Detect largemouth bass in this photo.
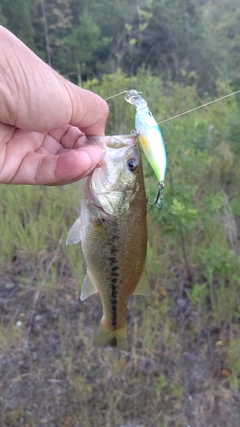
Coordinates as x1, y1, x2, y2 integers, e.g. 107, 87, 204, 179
66, 134, 150, 351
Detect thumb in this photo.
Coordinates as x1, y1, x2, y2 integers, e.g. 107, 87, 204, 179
63, 82, 109, 136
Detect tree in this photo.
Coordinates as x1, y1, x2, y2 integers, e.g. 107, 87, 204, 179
121, 0, 207, 83
202, 0, 240, 89
63, 11, 111, 83
72, 0, 150, 76
0, 4, 7, 26
32, 0, 72, 67
0, 0, 36, 50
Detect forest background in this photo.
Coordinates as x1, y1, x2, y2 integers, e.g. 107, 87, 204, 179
1, 0, 240, 92
0, 0, 240, 426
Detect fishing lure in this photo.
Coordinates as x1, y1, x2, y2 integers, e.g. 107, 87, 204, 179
125, 90, 167, 208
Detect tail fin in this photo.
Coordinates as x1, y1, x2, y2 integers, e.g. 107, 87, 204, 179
93, 325, 128, 351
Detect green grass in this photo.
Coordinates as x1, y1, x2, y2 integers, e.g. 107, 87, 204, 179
1, 72, 240, 425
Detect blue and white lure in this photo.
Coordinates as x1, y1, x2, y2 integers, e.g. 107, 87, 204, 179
125, 90, 167, 208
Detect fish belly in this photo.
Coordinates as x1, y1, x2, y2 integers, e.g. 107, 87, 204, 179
81, 195, 147, 350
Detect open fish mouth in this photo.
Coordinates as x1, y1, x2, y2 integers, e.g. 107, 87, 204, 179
105, 134, 138, 148
85, 134, 138, 151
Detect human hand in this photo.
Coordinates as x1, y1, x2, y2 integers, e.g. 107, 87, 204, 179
0, 26, 109, 185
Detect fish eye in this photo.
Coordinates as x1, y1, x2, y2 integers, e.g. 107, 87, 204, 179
127, 158, 138, 172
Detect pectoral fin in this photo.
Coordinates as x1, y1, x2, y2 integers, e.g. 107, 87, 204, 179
66, 217, 82, 245
80, 272, 98, 301
134, 270, 151, 296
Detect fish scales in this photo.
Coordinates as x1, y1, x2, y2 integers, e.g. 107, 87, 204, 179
66, 134, 150, 351
81, 149, 147, 345
82, 191, 147, 331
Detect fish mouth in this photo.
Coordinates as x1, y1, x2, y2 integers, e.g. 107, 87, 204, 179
84, 134, 140, 218
97, 137, 139, 170
85, 134, 138, 151
106, 134, 138, 148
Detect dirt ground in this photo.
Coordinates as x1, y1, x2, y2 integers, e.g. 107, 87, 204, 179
0, 270, 240, 427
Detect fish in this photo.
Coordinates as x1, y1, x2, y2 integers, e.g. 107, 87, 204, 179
66, 134, 150, 351
125, 89, 167, 186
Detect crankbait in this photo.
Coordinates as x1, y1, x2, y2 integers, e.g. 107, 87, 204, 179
125, 89, 167, 208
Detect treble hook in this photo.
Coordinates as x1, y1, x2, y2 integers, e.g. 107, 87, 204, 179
147, 181, 165, 209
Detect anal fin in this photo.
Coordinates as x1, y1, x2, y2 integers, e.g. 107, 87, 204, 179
133, 270, 151, 296
80, 272, 98, 301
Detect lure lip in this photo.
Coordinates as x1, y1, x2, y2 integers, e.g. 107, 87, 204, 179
124, 89, 141, 104
124, 90, 147, 110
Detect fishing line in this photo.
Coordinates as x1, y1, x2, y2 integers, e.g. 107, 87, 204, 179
105, 87, 240, 209
105, 90, 142, 101
105, 88, 240, 123
105, 90, 128, 100
158, 89, 240, 124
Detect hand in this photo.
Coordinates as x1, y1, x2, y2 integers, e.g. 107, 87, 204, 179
0, 26, 109, 185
